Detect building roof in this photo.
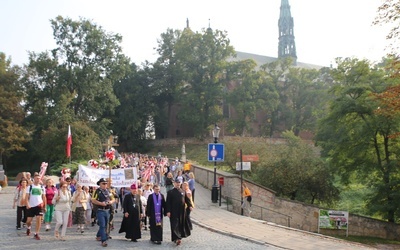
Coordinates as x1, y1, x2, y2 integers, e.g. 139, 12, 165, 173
232, 51, 324, 70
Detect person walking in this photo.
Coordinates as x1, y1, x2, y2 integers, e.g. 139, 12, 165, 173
146, 184, 166, 245
241, 182, 252, 216
138, 189, 147, 231
165, 172, 174, 193
44, 178, 57, 231
188, 172, 196, 202
142, 183, 153, 231
53, 181, 72, 241
182, 181, 194, 230
165, 178, 193, 246
72, 184, 88, 233
83, 186, 92, 229
25, 172, 47, 240
119, 183, 142, 242
13, 178, 28, 230
92, 178, 115, 247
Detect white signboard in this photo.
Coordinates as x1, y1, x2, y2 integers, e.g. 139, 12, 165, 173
78, 165, 137, 187
236, 162, 251, 171
318, 209, 349, 237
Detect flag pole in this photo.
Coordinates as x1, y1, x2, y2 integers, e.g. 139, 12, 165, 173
67, 125, 72, 163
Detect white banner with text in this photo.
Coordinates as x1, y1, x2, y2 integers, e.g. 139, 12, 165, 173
78, 165, 137, 187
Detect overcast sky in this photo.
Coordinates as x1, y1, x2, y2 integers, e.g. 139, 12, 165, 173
0, 0, 391, 68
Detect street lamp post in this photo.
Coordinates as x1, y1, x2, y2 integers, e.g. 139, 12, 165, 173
211, 124, 220, 203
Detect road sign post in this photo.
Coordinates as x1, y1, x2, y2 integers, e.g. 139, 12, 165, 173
208, 143, 224, 203
208, 143, 225, 162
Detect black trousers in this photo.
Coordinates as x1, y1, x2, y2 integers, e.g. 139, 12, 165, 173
16, 206, 27, 228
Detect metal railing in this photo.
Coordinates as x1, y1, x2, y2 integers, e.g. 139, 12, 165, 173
224, 196, 292, 228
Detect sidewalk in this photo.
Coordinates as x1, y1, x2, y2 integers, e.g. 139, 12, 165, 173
190, 183, 376, 250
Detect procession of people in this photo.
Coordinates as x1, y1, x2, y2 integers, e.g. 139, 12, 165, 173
12, 153, 196, 247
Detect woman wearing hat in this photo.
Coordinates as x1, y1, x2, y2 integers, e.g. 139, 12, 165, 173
118, 183, 142, 242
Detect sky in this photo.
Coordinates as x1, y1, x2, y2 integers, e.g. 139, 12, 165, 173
0, 0, 392, 68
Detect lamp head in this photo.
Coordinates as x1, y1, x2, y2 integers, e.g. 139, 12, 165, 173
212, 124, 220, 139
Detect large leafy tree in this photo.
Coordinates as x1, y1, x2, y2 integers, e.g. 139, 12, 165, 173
151, 28, 185, 138
226, 59, 279, 136
113, 63, 156, 152
316, 58, 400, 222
18, 16, 129, 165
259, 59, 292, 137
0, 53, 30, 169
49, 15, 129, 120
259, 58, 330, 137
175, 27, 235, 138
283, 67, 330, 136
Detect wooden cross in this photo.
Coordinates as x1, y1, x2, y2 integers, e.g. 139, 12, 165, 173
102, 135, 119, 186
103, 135, 119, 150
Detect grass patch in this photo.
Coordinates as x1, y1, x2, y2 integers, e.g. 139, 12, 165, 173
334, 235, 400, 247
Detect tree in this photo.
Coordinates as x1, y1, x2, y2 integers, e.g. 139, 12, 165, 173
50, 16, 129, 120
253, 131, 338, 204
259, 58, 292, 137
151, 28, 185, 138
374, 0, 400, 52
315, 57, 400, 222
175, 27, 236, 138
226, 59, 279, 136
112, 63, 156, 152
259, 58, 330, 137
17, 16, 130, 166
0, 53, 30, 169
283, 66, 330, 136
373, 2, 400, 130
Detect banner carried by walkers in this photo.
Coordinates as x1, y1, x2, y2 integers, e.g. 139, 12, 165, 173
78, 165, 137, 187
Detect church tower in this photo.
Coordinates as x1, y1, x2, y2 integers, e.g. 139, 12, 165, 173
278, 0, 297, 65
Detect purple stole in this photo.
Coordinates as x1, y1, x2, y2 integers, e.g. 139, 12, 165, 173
153, 193, 162, 225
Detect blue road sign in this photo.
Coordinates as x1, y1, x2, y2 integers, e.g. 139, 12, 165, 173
208, 143, 225, 162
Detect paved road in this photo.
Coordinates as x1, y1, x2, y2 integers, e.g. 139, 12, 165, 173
0, 186, 277, 250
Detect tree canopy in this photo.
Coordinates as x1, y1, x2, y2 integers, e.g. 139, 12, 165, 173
316, 58, 400, 222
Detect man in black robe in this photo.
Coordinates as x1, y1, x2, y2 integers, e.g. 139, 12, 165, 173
146, 184, 166, 244
165, 178, 193, 245
119, 183, 142, 242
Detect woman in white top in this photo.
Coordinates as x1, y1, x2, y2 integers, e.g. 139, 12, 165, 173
53, 181, 72, 241
13, 178, 28, 229
138, 189, 148, 230
83, 186, 92, 229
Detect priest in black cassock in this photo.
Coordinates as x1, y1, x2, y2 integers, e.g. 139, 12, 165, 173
165, 178, 193, 246
119, 183, 142, 242
146, 184, 166, 244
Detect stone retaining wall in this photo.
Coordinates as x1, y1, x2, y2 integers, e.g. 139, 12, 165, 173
191, 163, 400, 240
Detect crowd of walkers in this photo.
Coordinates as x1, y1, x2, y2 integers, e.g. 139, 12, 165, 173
12, 153, 196, 247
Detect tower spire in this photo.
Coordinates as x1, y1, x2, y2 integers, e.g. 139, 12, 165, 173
278, 0, 297, 65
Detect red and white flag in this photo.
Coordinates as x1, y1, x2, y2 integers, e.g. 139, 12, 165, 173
66, 125, 72, 158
